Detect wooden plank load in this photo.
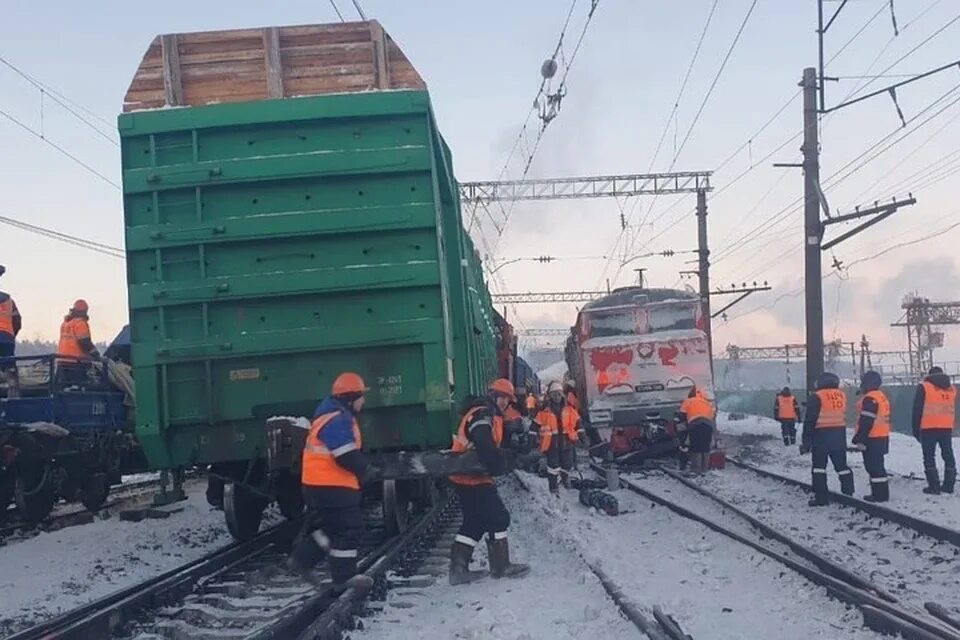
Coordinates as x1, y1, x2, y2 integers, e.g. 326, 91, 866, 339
123, 21, 426, 112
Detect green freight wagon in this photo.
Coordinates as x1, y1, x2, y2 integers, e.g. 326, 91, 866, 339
120, 21, 502, 539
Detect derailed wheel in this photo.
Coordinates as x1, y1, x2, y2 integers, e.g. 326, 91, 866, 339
79, 473, 109, 511
382, 479, 412, 536
14, 465, 56, 523
224, 482, 267, 542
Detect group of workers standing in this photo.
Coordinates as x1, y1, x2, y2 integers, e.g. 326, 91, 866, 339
774, 367, 956, 506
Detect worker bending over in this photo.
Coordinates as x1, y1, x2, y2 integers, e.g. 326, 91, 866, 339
288, 372, 375, 591
801, 372, 854, 506
448, 378, 530, 585
852, 371, 891, 503
0, 265, 22, 398
774, 387, 800, 446
912, 366, 956, 495
676, 386, 715, 474
535, 381, 585, 494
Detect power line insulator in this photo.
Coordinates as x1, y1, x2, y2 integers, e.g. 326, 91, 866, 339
541, 58, 558, 79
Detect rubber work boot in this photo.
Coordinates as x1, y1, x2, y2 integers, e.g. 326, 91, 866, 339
329, 554, 374, 592
487, 537, 530, 579
809, 470, 829, 507
286, 556, 327, 589
547, 472, 560, 495
839, 469, 855, 496
448, 540, 487, 586
923, 467, 941, 495
863, 479, 889, 503
942, 466, 956, 494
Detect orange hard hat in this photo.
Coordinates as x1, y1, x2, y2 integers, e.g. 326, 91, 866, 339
72, 299, 89, 312
332, 372, 369, 396
487, 378, 516, 402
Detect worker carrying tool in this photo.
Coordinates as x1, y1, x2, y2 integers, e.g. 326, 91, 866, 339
0, 265, 22, 398
288, 372, 376, 592
448, 378, 531, 585
535, 380, 586, 494
852, 371, 891, 503
774, 387, 800, 446
56, 299, 101, 388
676, 386, 715, 474
801, 372, 854, 506
911, 366, 956, 495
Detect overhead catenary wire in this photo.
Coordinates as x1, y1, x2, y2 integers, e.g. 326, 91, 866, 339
350, 0, 367, 21
328, 0, 346, 22
0, 214, 124, 258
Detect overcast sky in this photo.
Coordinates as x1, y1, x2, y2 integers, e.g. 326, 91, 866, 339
1, 0, 958, 366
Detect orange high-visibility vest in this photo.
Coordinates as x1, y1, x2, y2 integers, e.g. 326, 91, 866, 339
680, 395, 715, 423
301, 411, 363, 489
0, 298, 14, 337
449, 407, 504, 486
777, 395, 798, 420
815, 389, 846, 429
920, 381, 956, 431
535, 406, 580, 453
525, 395, 538, 411
58, 317, 91, 360
857, 390, 891, 439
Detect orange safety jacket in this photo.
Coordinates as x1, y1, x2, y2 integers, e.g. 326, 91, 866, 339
0, 298, 15, 337
777, 395, 798, 420
535, 406, 580, 453
525, 395, 538, 412
856, 390, 891, 439
815, 389, 846, 429
302, 411, 363, 489
58, 317, 91, 360
680, 395, 715, 423
449, 406, 503, 486
920, 381, 956, 430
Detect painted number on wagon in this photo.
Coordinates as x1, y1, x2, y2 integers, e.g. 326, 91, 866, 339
378, 375, 403, 396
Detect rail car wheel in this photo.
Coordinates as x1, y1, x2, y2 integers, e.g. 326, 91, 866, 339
224, 482, 266, 542
382, 479, 413, 536
79, 473, 109, 511
14, 465, 56, 523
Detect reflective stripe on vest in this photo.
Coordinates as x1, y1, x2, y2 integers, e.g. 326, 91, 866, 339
535, 406, 579, 453
777, 395, 797, 420
449, 406, 503, 486
920, 381, 956, 430
815, 389, 846, 428
0, 299, 13, 336
302, 411, 362, 489
857, 390, 891, 439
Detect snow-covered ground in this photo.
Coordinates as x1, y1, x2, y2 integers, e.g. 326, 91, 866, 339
359, 474, 885, 640
720, 412, 960, 531
0, 479, 240, 636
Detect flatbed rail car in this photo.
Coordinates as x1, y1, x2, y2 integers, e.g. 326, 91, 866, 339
121, 21, 506, 540
0, 355, 142, 521
565, 287, 715, 461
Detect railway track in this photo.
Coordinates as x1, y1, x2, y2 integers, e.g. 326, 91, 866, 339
7, 492, 456, 640
599, 462, 960, 640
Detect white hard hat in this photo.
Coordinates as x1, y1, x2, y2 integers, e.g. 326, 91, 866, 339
547, 381, 564, 394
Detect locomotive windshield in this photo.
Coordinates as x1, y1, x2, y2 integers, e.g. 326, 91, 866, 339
584, 300, 698, 339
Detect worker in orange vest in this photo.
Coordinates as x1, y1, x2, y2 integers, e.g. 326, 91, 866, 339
0, 265, 22, 398
535, 381, 586, 494
448, 378, 530, 585
524, 391, 539, 416
773, 387, 800, 446
56, 299, 100, 388
564, 379, 581, 411
801, 372, 854, 506
288, 372, 375, 591
676, 386, 715, 473
852, 371, 891, 502
911, 366, 956, 495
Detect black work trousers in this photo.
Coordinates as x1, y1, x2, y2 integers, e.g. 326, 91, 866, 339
921, 430, 956, 472
290, 487, 364, 584
778, 420, 797, 445
454, 483, 510, 544
862, 439, 888, 481
811, 428, 854, 496
545, 440, 576, 491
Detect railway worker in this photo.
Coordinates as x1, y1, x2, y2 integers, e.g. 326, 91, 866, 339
911, 366, 957, 495
774, 387, 800, 446
56, 299, 101, 387
852, 370, 891, 502
0, 265, 22, 398
676, 386, 715, 473
800, 372, 854, 506
448, 378, 530, 585
288, 372, 375, 591
535, 381, 586, 494
524, 391, 539, 417
564, 379, 581, 412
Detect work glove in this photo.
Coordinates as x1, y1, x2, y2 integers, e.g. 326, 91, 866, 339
851, 442, 866, 452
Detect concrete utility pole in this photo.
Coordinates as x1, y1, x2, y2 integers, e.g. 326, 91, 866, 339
802, 67, 824, 394
696, 189, 712, 357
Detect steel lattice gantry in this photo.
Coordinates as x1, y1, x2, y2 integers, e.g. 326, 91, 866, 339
726, 340, 852, 363
459, 172, 712, 203
891, 297, 960, 378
